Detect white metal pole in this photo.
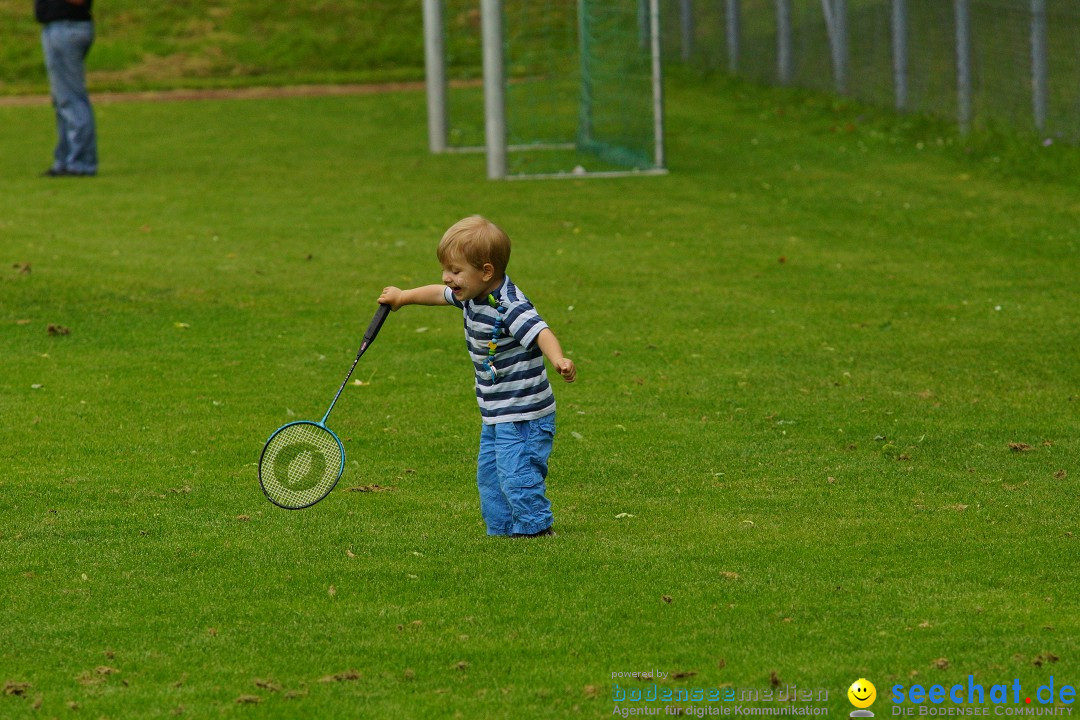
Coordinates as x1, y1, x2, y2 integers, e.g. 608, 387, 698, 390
423, 0, 448, 153
833, 0, 848, 94
822, 0, 847, 94
726, 0, 741, 74
776, 0, 793, 85
481, 0, 507, 179
680, 0, 694, 63
955, 0, 972, 133
651, 0, 665, 169
1030, 0, 1048, 132
892, 0, 908, 111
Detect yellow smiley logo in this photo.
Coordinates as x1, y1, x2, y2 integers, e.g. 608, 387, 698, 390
848, 678, 877, 708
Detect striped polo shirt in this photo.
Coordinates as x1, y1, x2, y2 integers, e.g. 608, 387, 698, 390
444, 276, 555, 424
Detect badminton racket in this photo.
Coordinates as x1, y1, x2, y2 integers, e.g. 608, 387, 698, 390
258, 303, 391, 509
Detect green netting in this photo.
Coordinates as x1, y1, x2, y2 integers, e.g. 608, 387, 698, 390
437, 0, 664, 176
444, 0, 487, 150
576, 2, 661, 169
503, 0, 663, 176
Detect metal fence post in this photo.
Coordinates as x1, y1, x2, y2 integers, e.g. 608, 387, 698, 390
776, 0, 793, 85
822, 0, 848, 94
423, 0, 448, 153
651, 0, 666, 169
481, 0, 507, 179
891, 0, 908, 111
726, 0, 741, 74
1030, 0, 1048, 132
955, 0, 972, 133
680, 0, 695, 63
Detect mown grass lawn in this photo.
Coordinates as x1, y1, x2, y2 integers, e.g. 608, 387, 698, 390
0, 74, 1077, 718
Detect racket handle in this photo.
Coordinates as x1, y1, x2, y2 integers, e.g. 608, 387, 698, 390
362, 303, 392, 346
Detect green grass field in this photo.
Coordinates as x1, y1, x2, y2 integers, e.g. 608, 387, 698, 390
1, 72, 1078, 718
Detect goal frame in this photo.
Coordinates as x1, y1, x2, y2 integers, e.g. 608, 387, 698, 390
424, 0, 668, 180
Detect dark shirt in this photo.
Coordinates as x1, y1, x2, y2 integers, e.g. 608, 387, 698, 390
35, 0, 92, 23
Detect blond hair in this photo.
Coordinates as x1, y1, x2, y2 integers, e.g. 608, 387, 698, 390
436, 215, 511, 275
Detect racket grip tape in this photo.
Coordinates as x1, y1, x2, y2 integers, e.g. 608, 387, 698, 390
362, 303, 392, 346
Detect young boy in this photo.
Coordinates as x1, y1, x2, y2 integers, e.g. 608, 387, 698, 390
378, 216, 576, 537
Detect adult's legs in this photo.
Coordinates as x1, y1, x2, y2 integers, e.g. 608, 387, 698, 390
42, 21, 97, 175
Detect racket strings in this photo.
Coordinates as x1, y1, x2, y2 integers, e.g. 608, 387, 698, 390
260, 422, 343, 508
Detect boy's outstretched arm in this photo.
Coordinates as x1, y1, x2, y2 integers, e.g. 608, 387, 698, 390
379, 285, 448, 311
536, 328, 576, 383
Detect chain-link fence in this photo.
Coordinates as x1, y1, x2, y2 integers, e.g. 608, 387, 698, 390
662, 0, 1080, 141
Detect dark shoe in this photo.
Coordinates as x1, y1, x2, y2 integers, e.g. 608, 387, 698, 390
512, 527, 556, 538
43, 168, 96, 177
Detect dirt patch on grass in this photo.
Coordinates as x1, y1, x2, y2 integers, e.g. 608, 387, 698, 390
0, 81, 431, 107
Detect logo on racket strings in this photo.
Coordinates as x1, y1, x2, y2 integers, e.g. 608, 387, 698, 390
273, 443, 327, 491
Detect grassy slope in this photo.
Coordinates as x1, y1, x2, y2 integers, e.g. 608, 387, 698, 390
0, 63, 1077, 720
0, 0, 436, 94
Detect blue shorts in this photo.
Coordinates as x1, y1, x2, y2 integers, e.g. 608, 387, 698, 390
476, 413, 556, 536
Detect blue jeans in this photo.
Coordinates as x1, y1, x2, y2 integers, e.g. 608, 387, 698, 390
42, 20, 97, 174
477, 413, 556, 536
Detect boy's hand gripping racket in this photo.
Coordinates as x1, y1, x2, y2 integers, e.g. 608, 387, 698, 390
259, 304, 391, 509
